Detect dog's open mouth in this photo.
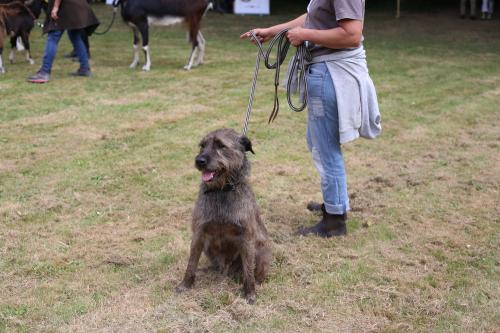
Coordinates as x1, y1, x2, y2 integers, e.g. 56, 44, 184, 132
202, 170, 217, 182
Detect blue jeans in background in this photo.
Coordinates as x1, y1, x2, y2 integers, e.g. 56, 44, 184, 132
41, 29, 90, 74
306, 62, 350, 215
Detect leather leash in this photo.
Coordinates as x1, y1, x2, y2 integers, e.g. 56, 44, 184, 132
242, 29, 311, 136
93, 1, 119, 36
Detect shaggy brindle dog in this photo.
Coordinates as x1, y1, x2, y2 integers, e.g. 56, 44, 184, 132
175, 128, 272, 304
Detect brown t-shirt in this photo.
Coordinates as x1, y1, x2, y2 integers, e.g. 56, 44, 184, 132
304, 0, 365, 57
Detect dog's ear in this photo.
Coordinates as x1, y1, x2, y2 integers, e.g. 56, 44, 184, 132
240, 136, 255, 154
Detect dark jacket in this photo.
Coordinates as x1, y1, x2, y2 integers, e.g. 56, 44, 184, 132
43, 0, 99, 34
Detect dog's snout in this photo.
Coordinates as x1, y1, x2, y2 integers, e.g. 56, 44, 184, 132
195, 155, 208, 168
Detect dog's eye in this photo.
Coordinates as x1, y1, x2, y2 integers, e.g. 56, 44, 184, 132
214, 140, 226, 149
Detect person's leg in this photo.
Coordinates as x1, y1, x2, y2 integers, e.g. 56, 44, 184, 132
28, 29, 63, 82
470, 0, 477, 17
67, 29, 90, 73
482, 0, 489, 12
460, 0, 467, 17
66, 32, 89, 59
82, 32, 90, 58
299, 62, 348, 237
306, 64, 349, 215
40, 30, 64, 74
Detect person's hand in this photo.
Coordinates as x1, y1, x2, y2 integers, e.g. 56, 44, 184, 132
51, 6, 59, 20
240, 28, 274, 44
286, 27, 307, 47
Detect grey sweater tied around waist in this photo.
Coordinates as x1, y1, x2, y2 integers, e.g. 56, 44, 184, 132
286, 45, 382, 144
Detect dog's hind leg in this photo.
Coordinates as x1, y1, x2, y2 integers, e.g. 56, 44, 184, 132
254, 243, 272, 284
129, 24, 140, 69
240, 240, 257, 304
176, 230, 204, 293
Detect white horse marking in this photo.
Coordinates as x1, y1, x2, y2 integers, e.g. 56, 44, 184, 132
142, 45, 151, 71
147, 15, 183, 27
130, 44, 140, 68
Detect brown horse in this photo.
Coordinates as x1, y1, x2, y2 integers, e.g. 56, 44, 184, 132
115, 0, 211, 71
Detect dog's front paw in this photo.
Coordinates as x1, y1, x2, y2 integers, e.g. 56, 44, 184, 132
245, 293, 256, 305
175, 282, 190, 294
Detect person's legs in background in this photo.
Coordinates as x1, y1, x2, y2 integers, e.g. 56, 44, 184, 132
67, 29, 91, 76
461, 0, 467, 18
487, 0, 494, 19
27, 29, 64, 83
461, 0, 478, 18
66, 31, 90, 59
82, 32, 90, 58
470, 0, 478, 18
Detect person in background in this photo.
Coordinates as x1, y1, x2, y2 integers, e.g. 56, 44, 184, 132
27, 0, 99, 83
481, 0, 494, 19
461, 0, 477, 19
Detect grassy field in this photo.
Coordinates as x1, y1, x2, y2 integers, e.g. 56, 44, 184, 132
1, 5, 499, 333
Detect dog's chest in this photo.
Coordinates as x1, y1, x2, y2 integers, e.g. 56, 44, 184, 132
196, 191, 248, 225
202, 222, 243, 239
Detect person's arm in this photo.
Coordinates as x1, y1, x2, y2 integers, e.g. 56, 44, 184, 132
286, 19, 363, 48
51, 0, 62, 20
240, 14, 307, 43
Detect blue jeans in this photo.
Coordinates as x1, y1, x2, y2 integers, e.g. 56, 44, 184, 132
41, 29, 90, 74
306, 62, 350, 215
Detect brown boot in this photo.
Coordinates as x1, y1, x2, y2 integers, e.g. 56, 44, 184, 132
299, 205, 347, 238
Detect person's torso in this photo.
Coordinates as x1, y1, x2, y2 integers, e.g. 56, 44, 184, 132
44, 0, 99, 33
304, 0, 365, 57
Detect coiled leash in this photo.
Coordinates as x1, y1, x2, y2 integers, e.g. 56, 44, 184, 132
242, 29, 311, 136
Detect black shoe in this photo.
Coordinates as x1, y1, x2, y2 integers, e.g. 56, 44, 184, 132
460, 15, 466, 19
470, 15, 477, 20
70, 68, 92, 77
298, 206, 347, 238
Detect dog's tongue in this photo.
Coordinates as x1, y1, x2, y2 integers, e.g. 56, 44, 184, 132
202, 171, 215, 182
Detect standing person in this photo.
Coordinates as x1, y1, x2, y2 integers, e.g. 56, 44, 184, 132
461, 0, 477, 19
27, 0, 99, 83
481, 0, 494, 19
241, 0, 381, 238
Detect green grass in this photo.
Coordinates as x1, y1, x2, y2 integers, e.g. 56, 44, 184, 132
0, 4, 499, 333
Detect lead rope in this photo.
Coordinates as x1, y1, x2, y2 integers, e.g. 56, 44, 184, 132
93, 2, 119, 36
242, 29, 311, 136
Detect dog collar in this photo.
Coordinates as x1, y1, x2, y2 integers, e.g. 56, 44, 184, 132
204, 183, 236, 194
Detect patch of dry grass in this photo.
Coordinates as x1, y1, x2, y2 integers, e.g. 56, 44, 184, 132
1, 5, 499, 333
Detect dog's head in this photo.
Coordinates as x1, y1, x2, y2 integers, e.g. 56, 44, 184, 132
195, 128, 254, 188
